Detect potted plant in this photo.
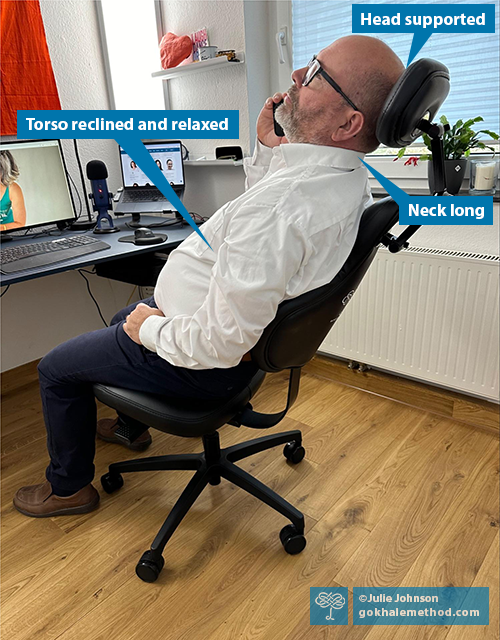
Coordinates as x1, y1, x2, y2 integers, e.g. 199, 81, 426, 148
397, 116, 498, 195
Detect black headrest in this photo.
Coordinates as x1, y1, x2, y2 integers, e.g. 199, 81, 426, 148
251, 197, 399, 372
376, 58, 450, 148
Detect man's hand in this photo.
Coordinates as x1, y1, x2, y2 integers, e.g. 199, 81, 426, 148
123, 303, 165, 345
256, 93, 289, 149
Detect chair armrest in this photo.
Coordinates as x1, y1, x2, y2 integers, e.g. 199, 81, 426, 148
229, 367, 302, 429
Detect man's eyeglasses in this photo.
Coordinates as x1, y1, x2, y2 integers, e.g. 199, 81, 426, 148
302, 55, 360, 113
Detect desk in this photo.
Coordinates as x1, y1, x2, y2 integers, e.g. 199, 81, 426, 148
1, 216, 194, 287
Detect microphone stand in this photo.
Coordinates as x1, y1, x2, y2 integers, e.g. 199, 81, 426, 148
92, 189, 119, 234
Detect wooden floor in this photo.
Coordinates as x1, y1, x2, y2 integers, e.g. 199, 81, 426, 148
1, 362, 499, 640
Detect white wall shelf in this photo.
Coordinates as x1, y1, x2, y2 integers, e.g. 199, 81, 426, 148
152, 52, 245, 81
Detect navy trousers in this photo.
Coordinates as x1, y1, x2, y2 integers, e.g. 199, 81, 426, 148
38, 297, 259, 494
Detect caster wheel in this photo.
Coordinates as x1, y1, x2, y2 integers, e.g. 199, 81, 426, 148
208, 475, 221, 486
280, 525, 306, 555
283, 442, 305, 464
100, 472, 124, 494
136, 550, 165, 583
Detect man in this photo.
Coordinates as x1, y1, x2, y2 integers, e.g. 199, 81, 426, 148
13, 36, 404, 517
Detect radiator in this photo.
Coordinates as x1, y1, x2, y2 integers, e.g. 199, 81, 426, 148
320, 246, 500, 402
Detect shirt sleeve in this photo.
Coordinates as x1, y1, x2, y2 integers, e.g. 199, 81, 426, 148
139, 207, 309, 369
242, 139, 274, 191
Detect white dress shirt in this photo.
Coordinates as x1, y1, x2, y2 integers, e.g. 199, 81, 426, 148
139, 141, 372, 369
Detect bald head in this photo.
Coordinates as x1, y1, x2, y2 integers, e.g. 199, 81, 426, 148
279, 36, 404, 151
319, 36, 404, 151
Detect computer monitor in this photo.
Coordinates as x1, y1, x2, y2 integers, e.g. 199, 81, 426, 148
0, 139, 76, 234
118, 140, 185, 190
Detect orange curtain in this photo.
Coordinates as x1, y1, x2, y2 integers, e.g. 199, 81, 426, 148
0, 0, 61, 135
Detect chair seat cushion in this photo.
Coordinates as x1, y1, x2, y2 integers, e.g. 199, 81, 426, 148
93, 370, 266, 437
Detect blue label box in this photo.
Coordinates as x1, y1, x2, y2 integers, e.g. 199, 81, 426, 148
352, 4, 495, 34
17, 110, 239, 140
398, 196, 493, 225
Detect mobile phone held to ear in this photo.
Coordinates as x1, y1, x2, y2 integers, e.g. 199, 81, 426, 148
273, 100, 285, 138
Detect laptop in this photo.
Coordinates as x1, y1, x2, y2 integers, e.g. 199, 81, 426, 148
114, 140, 185, 214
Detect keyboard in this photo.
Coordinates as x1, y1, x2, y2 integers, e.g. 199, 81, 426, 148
122, 190, 168, 203
1, 235, 111, 274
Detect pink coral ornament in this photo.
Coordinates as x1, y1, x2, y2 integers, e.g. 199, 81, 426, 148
160, 32, 192, 69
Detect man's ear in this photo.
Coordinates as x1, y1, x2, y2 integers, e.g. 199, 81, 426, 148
331, 111, 364, 144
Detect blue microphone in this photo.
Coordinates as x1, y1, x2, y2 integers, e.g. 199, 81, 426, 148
87, 160, 118, 234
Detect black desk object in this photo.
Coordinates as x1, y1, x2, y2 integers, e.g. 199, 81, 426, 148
0, 217, 193, 287
0, 236, 111, 274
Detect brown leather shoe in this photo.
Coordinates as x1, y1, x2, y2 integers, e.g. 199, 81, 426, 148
97, 416, 152, 451
13, 480, 100, 518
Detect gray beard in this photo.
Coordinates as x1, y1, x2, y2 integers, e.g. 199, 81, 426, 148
275, 98, 333, 145
274, 101, 308, 143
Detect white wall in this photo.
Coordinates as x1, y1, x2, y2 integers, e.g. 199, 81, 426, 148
160, 0, 250, 157
0, 272, 136, 373
39, 0, 122, 197
183, 165, 246, 217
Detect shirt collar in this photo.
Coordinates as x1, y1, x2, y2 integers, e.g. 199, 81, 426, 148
274, 143, 365, 170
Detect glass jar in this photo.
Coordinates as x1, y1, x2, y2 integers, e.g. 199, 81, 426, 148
469, 159, 498, 195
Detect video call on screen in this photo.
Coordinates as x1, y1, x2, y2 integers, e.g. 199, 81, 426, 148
120, 143, 184, 188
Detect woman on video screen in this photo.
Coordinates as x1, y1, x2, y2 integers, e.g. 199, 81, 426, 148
0, 150, 27, 231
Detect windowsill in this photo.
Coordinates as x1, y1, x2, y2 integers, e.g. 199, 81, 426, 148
372, 188, 500, 202
365, 155, 499, 201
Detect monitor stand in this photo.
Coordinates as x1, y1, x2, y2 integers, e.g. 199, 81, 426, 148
128, 213, 146, 229
127, 212, 182, 229
69, 218, 96, 231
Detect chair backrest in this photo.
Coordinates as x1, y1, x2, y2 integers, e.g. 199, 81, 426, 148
251, 197, 399, 372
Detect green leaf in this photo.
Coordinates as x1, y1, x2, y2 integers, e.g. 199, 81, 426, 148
420, 154, 431, 161
421, 133, 432, 151
430, 116, 499, 160
397, 148, 406, 158
462, 118, 475, 129
480, 130, 499, 140
462, 130, 476, 139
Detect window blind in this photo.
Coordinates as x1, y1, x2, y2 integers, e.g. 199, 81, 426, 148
292, 0, 499, 136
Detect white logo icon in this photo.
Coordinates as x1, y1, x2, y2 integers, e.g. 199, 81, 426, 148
315, 592, 346, 620
454, 165, 462, 172
342, 290, 355, 306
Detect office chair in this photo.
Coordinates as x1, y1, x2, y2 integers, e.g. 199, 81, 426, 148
94, 58, 450, 582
